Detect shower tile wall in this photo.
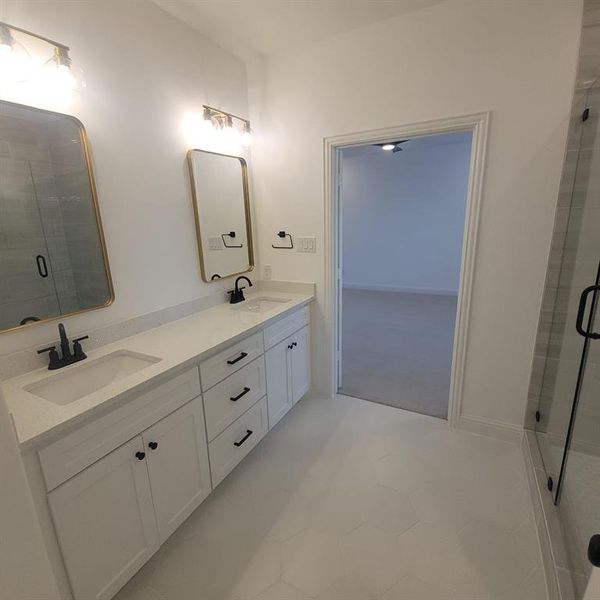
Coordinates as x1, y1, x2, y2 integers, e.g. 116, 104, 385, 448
527, 2, 600, 457
0, 119, 63, 327
526, 3, 600, 597
0, 115, 107, 329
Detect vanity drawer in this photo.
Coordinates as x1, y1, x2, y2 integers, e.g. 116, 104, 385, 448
200, 332, 264, 391
204, 357, 266, 441
38, 368, 201, 491
263, 305, 310, 350
208, 396, 268, 487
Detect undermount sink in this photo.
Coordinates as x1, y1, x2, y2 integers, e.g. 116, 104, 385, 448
25, 350, 162, 405
239, 297, 291, 313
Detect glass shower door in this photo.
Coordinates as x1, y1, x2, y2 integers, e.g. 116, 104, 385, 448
534, 80, 600, 598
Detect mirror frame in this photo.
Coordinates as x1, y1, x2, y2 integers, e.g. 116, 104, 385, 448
0, 99, 115, 334
187, 149, 255, 283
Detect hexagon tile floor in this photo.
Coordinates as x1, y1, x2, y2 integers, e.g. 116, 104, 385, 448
114, 395, 546, 600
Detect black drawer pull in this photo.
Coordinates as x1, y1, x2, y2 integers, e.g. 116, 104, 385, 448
234, 429, 253, 447
230, 386, 250, 402
227, 352, 248, 365
135, 451, 146, 461
148, 441, 158, 450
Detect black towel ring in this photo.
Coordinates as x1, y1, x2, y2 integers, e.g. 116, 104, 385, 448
221, 232, 243, 248
272, 230, 293, 249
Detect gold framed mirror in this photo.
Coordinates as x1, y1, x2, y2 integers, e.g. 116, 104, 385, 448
187, 149, 254, 282
0, 100, 114, 333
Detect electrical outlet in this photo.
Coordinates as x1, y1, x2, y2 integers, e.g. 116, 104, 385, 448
263, 264, 272, 280
296, 237, 316, 253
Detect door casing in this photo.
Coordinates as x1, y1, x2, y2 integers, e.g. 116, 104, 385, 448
324, 112, 490, 428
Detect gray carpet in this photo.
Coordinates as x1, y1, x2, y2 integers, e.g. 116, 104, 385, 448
340, 288, 457, 419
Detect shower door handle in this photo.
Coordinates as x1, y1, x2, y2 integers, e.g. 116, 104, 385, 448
576, 285, 600, 339
589, 534, 600, 567
36, 254, 49, 278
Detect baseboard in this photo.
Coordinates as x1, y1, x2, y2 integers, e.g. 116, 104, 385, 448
457, 414, 524, 443
521, 431, 566, 600
342, 282, 458, 296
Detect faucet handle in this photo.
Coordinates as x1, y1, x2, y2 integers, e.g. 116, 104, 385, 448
37, 345, 55, 354
37, 346, 61, 370
72, 336, 89, 360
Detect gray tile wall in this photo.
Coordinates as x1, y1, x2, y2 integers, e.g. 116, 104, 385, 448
526, 4, 600, 438
0, 111, 111, 330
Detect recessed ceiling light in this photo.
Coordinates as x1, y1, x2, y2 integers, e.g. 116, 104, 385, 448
382, 143, 395, 151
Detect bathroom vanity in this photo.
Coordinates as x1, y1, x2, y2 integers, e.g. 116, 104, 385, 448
4, 292, 312, 600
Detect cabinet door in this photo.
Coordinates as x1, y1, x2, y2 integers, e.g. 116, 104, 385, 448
265, 337, 293, 429
142, 398, 211, 544
290, 325, 311, 405
48, 436, 159, 600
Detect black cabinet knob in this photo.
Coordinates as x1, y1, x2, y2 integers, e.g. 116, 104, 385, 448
148, 441, 158, 450
135, 451, 146, 460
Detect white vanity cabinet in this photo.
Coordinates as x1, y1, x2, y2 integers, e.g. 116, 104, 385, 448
142, 399, 211, 543
47, 397, 210, 600
265, 318, 311, 428
30, 302, 312, 600
47, 436, 160, 600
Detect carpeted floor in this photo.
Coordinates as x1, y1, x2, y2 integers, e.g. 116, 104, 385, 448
340, 288, 457, 419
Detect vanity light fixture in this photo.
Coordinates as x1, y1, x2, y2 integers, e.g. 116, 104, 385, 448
202, 104, 252, 147
381, 143, 395, 151
0, 22, 31, 82
0, 20, 82, 90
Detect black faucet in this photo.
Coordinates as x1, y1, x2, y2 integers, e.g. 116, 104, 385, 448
228, 276, 253, 304
37, 323, 89, 370
58, 323, 72, 362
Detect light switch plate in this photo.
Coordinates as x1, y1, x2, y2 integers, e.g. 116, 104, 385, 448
208, 236, 224, 250
296, 237, 316, 253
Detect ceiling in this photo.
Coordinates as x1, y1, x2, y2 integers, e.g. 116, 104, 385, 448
153, 0, 447, 58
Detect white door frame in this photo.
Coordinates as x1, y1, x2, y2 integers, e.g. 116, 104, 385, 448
323, 112, 490, 427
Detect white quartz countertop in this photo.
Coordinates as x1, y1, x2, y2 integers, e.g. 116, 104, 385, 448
3, 291, 313, 450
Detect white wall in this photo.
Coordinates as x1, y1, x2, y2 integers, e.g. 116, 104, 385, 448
250, 0, 583, 429
0, 0, 251, 358
341, 133, 471, 294
0, 388, 60, 600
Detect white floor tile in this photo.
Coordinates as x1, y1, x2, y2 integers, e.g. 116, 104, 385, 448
340, 523, 406, 595
281, 529, 343, 596
114, 396, 544, 600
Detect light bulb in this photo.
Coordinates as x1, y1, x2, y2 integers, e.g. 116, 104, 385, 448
382, 143, 395, 151
241, 121, 252, 147
221, 115, 240, 147
0, 25, 31, 84
43, 47, 85, 92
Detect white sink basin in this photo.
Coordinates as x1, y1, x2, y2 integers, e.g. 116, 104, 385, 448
25, 350, 162, 405
239, 297, 291, 313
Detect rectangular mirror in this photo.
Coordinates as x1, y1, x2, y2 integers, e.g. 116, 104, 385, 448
0, 100, 113, 333
187, 149, 254, 282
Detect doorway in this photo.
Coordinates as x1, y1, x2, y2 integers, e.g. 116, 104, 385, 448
325, 114, 489, 424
